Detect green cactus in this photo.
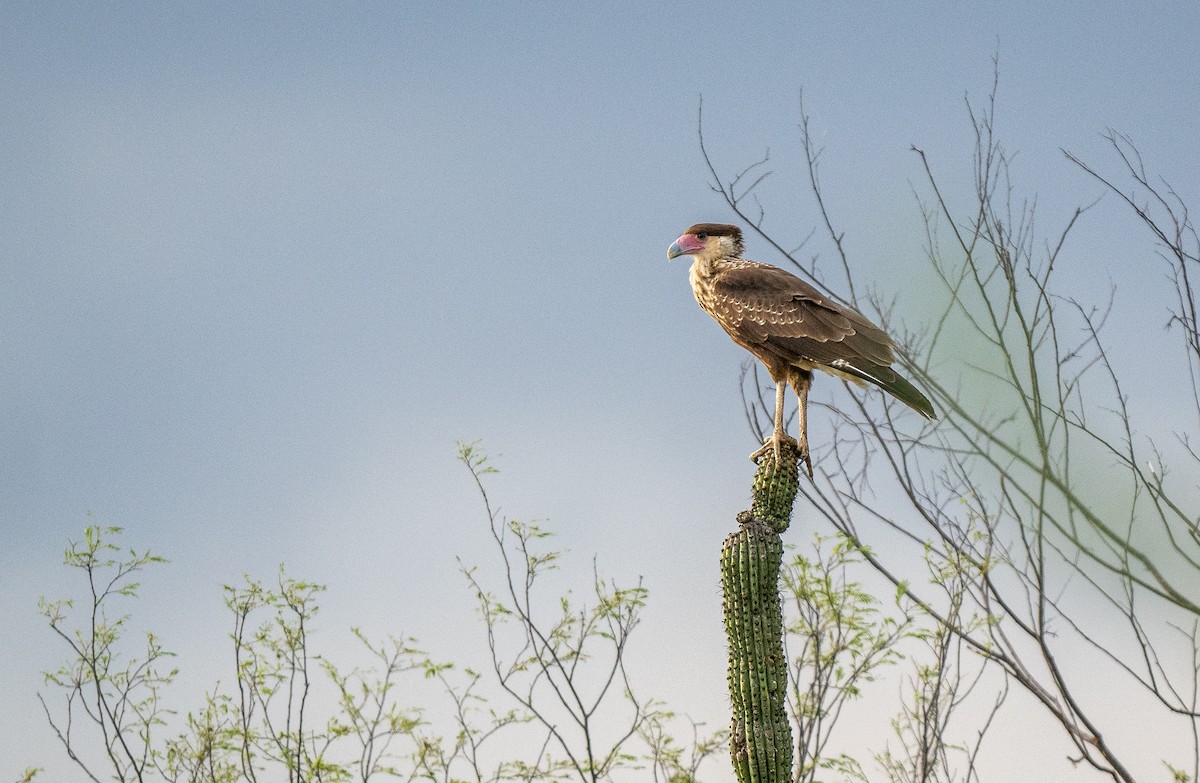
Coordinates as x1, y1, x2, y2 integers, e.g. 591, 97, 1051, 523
751, 442, 800, 533
722, 441, 800, 782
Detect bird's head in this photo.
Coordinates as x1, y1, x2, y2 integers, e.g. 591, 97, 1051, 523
667, 223, 744, 262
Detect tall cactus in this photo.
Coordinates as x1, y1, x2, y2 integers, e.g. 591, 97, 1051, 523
722, 441, 799, 782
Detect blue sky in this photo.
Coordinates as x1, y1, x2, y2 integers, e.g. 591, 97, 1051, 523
3, 3, 1199, 780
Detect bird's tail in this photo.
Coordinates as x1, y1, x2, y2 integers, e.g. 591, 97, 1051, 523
828, 359, 937, 420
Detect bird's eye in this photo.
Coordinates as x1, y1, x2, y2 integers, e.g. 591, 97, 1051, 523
696, 233, 707, 241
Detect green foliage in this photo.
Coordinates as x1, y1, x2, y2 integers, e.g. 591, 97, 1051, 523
784, 535, 913, 782
37, 525, 176, 783
457, 440, 703, 783
639, 712, 727, 783
205, 570, 443, 781
35, 526, 538, 782
36, 448, 727, 783
37, 535, 460, 783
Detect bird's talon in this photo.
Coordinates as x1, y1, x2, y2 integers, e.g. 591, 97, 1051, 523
799, 442, 814, 480
749, 434, 797, 465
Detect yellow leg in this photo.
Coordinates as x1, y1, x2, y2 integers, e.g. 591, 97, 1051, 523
793, 372, 813, 479
750, 380, 793, 464
772, 379, 786, 461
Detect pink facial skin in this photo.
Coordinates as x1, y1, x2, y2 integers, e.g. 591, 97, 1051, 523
667, 232, 706, 259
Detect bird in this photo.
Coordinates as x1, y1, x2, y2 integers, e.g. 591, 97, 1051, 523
667, 223, 935, 477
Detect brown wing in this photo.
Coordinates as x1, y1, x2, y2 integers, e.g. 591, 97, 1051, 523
707, 260, 895, 369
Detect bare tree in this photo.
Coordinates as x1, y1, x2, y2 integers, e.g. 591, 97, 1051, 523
703, 65, 1200, 782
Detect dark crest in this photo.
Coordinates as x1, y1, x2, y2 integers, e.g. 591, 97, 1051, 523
684, 223, 744, 254
684, 223, 741, 238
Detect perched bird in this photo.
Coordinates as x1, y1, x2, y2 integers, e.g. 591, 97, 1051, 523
667, 223, 935, 477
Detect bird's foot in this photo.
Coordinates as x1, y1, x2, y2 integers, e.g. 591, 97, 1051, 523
750, 432, 797, 463
749, 433, 813, 479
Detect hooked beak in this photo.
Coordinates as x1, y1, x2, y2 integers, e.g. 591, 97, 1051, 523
667, 233, 705, 260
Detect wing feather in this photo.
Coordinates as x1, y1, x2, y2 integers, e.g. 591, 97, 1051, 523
708, 261, 895, 369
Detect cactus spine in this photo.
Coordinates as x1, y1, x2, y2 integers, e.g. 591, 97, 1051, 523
722, 442, 799, 782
